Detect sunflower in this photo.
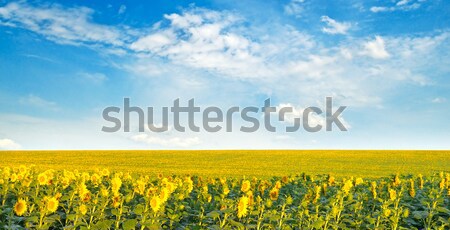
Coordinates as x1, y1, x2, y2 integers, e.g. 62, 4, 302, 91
166, 182, 176, 193
370, 181, 377, 198
184, 177, 194, 193
37, 173, 48, 185
10, 173, 18, 182
237, 196, 249, 218
14, 199, 27, 216
355, 178, 364, 186
275, 181, 282, 189
393, 174, 401, 187
342, 180, 353, 195
269, 188, 279, 201
19, 165, 27, 174
328, 176, 336, 185
111, 177, 122, 194
101, 188, 109, 197
246, 191, 254, 206
241, 180, 251, 193
101, 168, 110, 177
159, 188, 170, 203
389, 189, 397, 201
150, 196, 161, 212
135, 179, 146, 195
90, 173, 100, 185
223, 186, 230, 195
46, 197, 59, 213
79, 204, 88, 215
112, 195, 121, 208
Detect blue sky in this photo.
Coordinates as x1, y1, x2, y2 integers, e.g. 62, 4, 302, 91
0, 0, 449, 150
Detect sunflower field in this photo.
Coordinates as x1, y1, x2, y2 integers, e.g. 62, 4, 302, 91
0, 165, 449, 229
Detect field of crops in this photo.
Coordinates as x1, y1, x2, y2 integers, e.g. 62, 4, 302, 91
0, 150, 449, 229
0, 165, 449, 229
0, 150, 449, 178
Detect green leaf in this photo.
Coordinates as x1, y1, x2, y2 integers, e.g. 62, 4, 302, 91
111, 209, 119, 216
122, 219, 137, 230
134, 204, 144, 215
207, 210, 220, 219
222, 208, 234, 214
229, 219, 245, 229
436, 207, 450, 215
26, 216, 39, 223
311, 218, 325, 229
412, 211, 428, 220
93, 220, 114, 229
66, 214, 77, 221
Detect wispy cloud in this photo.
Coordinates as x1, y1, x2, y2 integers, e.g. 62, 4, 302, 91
19, 94, 59, 111
78, 72, 108, 84
284, 0, 305, 17
362, 36, 390, 59
0, 2, 129, 46
431, 97, 446, 104
129, 8, 269, 79
370, 0, 423, 13
21, 54, 59, 63
276, 103, 351, 130
118, 5, 126, 15
321, 16, 352, 35
131, 134, 201, 148
1, 2, 449, 109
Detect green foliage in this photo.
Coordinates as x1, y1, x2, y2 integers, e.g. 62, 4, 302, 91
0, 165, 449, 229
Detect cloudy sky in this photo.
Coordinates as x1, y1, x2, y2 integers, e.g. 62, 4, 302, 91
0, 0, 449, 150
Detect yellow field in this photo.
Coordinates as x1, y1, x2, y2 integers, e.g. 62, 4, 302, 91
0, 150, 448, 178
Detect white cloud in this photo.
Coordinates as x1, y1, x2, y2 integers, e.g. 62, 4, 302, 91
19, 94, 59, 111
397, 0, 410, 6
370, 6, 390, 13
370, 0, 422, 13
321, 16, 352, 35
276, 103, 325, 128
0, 138, 21, 149
130, 31, 175, 52
276, 103, 351, 130
129, 8, 270, 79
1, 3, 449, 109
284, 0, 305, 17
118, 5, 126, 15
131, 134, 201, 147
79, 72, 108, 84
127, 12, 448, 106
431, 97, 446, 103
362, 36, 390, 59
0, 2, 128, 46
22, 54, 59, 63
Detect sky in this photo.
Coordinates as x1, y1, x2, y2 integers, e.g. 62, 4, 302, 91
0, 0, 449, 150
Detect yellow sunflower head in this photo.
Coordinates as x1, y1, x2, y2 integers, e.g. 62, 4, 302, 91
159, 188, 170, 203
37, 173, 48, 186
150, 196, 161, 212
14, 199, 27, 216
46, 197, 59, 213
237, 196, 249, 218
269, 188, 279, 201
241, 180, 251, 193
79, 204, 88, 215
